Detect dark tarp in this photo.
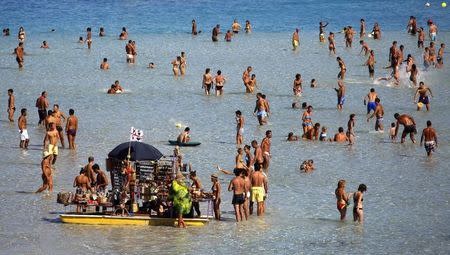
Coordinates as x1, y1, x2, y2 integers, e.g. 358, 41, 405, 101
108, 141, 163, 161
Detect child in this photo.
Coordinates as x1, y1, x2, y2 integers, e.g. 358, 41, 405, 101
390, 122, 396, 141
287, 132, 299, 141
311, 79, 317, 88
319, 126, 327, 141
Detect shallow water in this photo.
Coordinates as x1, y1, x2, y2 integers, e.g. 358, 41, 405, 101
1, 1, 450, 254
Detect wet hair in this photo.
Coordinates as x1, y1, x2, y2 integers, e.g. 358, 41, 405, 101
122, 27, 127, 32
8, 88, 13, 93
391, 122, 396, 127
87, 27, 91, 32
244, 145, 251, 150
295, 73, 301, 79
302, 102, 307, 108
400, 45, 404, 50
19, 42, 23, 46
205, 68, 210, 73
314, 123, 320, 128
128, 40, 132, 43
247, 66, 252, 70
88, 156, 94, 162
358, 184, 367, 192
261, 95, 266, 99
321, 126, 327, 131
292, 102, 298, 108
394, 113, 400, 119
336, 57, 341, 61
185, 127, 190, 131
338, 127, 344, 132
350, 114, 355, 119
115, 80, 119, 84
337, 179, 346, 188
217, 70, 221, 75
307, 105, 313, 110
370, 88, 375, 92
21, 108, 26, 114
233, 168, 242, 176
79, 168, 85, 175
393, 41, 397, 45
100, 27, 104, 32
92, 164, 100, 171
427, 120, 432, 126
375, 98, 380, 103
251, 74, 256, 78
311, 79, 315, 83
254, 163, 261, 171
103, 58, 107, 62
288, 132, 294, 138
227, 30, 230, 33
361, 19, 365, 22
79, 36, 83, 41
235, 110, 241, 115
251, 140, 258, 145
190, 170, 197, 177
419, 81, 424, 86
441, 43, 445, 47
69, 109, 74, 115
237, 148, 243, 154
360, 40, 363, 44
266, 130, 272, 135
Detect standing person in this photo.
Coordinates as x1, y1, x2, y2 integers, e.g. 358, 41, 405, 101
180, 52, 187, 75
261, 130, 272, 175
7, 89, 15, 122
407, 16, 417, 35
252, 140, 263, 171
414, 82, 433, 111
232, 19, 241, 33
420, 120, 438, 157
302, 105, 313, 135
18, 108, 29, 149
292, 28, 299, 50
334, 79, 346, 110
428, 20, 438, 41
93, 164, 108, 192
171, 56, 181, 77
228, 168, 246, 222
189, 170, 202, 218
202, 68, 213, 95
18, 27, 25, 42
428, 42, 437, 66
353, 184, 367, 224
365, 50, 376, 78
360, 19, 366, 37
131, 41, 137, 64
251, 164, 268, 216
191, 19, 198, 35
210, 174, 221, 220
52, 104, 66, 148
244, 145, 254, 171
245, 20, 252, 33
125, 40, 133, 63
235, 110, 244, 145
319, 21, 329, 42
364, 88, 378, 115
436, 43, 445, 68
119, 27, 128, 40
99, 27, 105, 37
84, 157, 96, 187
242, 66, 252, 92
393, 113, 417, 143
344, 26, 355, 47
347, 114, 356, 145
367, 98, 384, 131
328, 32, 336, 54
409, 64, 419, 87
224, 30, 233, 42
44, 122, 60, 165
65, 109, 78, 150
418, 27, 425, 48
389, 41, 398, 68
253, 93, 268, 125
14, 42, 24, 68
359, 40, 370, 56
86, 27, 92, 49
214, 70, 226, 95
36, 151, 53, 193
293, 73, 303, 96
335, 180, 351, 221
212, 24, 220, 42
337, 57, 346, 80
169, 172, 192, 228
372, 22, 381, 39
100, 58, 109, 70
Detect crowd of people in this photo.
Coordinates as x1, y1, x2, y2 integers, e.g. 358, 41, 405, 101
3, 14, 443, 225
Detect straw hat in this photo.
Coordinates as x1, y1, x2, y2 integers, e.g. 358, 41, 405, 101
176, 171, 185, 180
211, 173, 219, 179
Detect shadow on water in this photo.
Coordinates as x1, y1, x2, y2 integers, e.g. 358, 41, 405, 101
42, 217, 62, 223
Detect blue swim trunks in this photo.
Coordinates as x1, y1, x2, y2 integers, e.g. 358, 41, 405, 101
367, 102, 376, 112
338, 96, 346, 105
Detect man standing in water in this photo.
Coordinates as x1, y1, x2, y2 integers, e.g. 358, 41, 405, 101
337, 57, 346, 80
36, 91, 49, 126
414, 82, 433, 111
212, 24, 220, 42
428, 20, 438, 41
292, 28, 299, 50
86, 27, 92, 49
235, 110, 244, 145
191, 19, 198, 35
360, 19, 366, 38
100, 58, 109, 70
252, 140, 263, 171
393, 113, 417, 143
44, 122, 60, 165
319, 21, 328, 42
18, 108, 29, 149
261, 130, 272, 175
253, 93, 268, 125
364, 88, 378, 115
420, 120, 438, 157
251, 164, 268, 216
52, 104, 66, 148
125, 40, 133, 63
228, 168, 246, 222
367, 98, 384, 131
7, 89, 15, 122
242, 66, 252, 92
365, 50, 375, 78
65, 109, 78, 150
14, 42, 24, 68
334, 79, 346, 111
36, 151, 53, 193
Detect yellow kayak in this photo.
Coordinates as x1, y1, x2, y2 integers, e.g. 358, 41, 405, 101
59, 214, 209, 227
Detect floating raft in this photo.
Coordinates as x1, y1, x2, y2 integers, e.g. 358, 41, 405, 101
168, 140, 201, 147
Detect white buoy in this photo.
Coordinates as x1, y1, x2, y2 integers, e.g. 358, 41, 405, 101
425, 2, 431, 7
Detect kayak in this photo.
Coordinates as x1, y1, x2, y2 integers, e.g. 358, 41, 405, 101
168, 140, 201, 147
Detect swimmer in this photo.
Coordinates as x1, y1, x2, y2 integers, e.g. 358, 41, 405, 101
300, 160, 315, 172
414, 82, 433, 111
436, 43, 445, 68
65, 109, 78, 150
303, 122, 320, 140
420, 120, 438, 157
36, 151, 53, 193
344, 26, 356, 47
429, 42, 437, 66
14, 42, 24, 68
228, 168, 246, 222
52, 104, 66, 148
310, 79, 317, 88
40, 41, 49, 49
119, 27, 128, 40
428, 20, 438, 41
18, 108, 29, 149
287, 132, 299, 141
224, 30, 233, 42
99, 27, 105, 37
301, 105, 313, 135
292, 28, 299, 50
331, 127, 349, 142
147, 62, 155, 69
18, 27, 25, 42
180, 52, 187, 75
7, 89, 15, 122
232, 19, 241, 33
125, 40, 133, 63
417, 27, 425, 48
100, 58, 109, 70
336, 57, 346, 80
407, 16, 417, 35
319, 21, 329, 42
192, 19, 198, 35
423, 47, 431, 69
202, 68, 213, 95
360, 19, 366, 37
177, 127, 191, 143
248, 74, 257, 93
372, 22, 381, 39
359, 40, 370, 55
242, 66, 252, 93
364, 88, 378, 115
291, 102, 300, 109
245, 20, 251, 33
235, 110, 244, 145
328, 32, 336, 55
346, 114, 356, 145
171, 56, 181, 76
44, 122, 60, 165
319, 126, 327, 141
114, 80, 123, 91
334, 79, 346, 110
251, 164, 268, 216
365, 50, 376, 78
293, 73, 302, 96
335, 180, 351, 220
409, 64, 419, 87
353, 184, 367, 223
86, 27, 92, 49
212, 24, 220, 42
261, 130, 272, 174
393, 113, 417, 143
367, 98, 384, 131
78, 36, 83, 43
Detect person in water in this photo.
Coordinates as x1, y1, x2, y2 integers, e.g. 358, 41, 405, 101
353, 184, 367, 224
36, 151, 53, 193
228, 168, 246, 222
210, 174, 221, 220
364, 88, 378, 115
334, 79, 346, 111
367, 98, 384, 131
420, 120, 438, 157
235, 110, 244, 145
414, 82, 433, 111
100, 58, 109, 70
393, 113, 417, 143
335, 179, 352, 220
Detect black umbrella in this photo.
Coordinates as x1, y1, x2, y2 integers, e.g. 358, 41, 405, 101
108, 141, 163, 161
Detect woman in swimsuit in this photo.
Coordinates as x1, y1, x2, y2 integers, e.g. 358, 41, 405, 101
353, 184, 367, 223
423, 47, 431, 69
302, 106, 313, 135
293, 73, 302, 96
171, 56, 181, 76
372, 23, 381, 39
180, 52, 187, 76
210, 174, 221, 220
328, 32, 336, 55
409, 64, 418, 87
18, 27, 25, 42
405, 55, 415, 73
335, 179, 351, 220
337, 57, 346, 80
202, 68, 213, 95
245, 20, 251, 33
214, 70, 226, 96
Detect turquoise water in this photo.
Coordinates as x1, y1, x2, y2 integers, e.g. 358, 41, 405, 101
1, 1, 450, 254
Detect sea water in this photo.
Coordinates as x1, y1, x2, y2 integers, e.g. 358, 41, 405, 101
0, 1, 450, 254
